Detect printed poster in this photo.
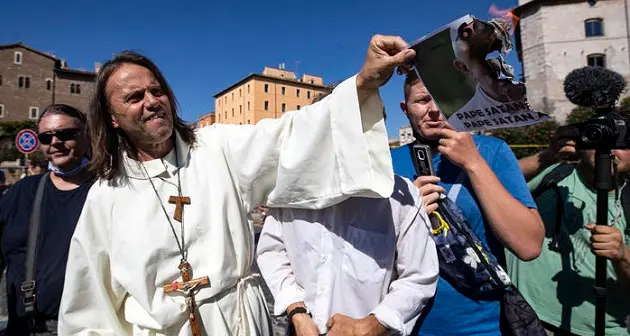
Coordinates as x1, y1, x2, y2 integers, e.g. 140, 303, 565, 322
408, 15, 549, 132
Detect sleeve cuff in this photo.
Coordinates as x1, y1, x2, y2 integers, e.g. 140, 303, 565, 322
272, 284, 306, 316
329, 75, 393, 199
370, 304, 406, 335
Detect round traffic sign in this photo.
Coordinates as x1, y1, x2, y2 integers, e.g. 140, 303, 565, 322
15, 129, 39, 154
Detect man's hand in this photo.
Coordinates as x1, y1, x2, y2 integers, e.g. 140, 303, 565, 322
437, 128, 484, 171
541, 127, 578, 164
413, 176, 445, 214
585, 223, 628, 261
292, 314, 320, 336
326, 314, 386, 336
356, 35, 416, 93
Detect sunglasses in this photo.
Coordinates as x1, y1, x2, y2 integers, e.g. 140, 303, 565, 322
37, 128, 80, 145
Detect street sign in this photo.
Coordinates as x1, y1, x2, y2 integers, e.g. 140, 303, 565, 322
15, 129, 39, 154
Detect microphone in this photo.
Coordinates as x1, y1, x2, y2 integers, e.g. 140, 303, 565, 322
563, 66, 626, 108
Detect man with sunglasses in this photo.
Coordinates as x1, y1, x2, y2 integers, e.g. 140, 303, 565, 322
0, 104, 94, 335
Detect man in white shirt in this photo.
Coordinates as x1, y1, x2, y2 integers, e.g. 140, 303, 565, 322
256, 174, 439, 336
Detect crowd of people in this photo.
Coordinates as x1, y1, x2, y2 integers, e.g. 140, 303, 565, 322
0, 32, 627, 336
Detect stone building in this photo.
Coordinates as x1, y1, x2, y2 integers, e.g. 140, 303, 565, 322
514, 0, 630, 122
0, 42, 97, 122
197, 111, 216, 127
214, 66, 331, 125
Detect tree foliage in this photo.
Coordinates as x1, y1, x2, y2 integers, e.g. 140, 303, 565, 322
489, 120, 560, 158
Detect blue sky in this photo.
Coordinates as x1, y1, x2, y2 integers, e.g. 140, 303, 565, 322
2, 0, 520, 136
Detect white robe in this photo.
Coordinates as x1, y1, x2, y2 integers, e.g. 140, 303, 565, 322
58, 75, 394, 336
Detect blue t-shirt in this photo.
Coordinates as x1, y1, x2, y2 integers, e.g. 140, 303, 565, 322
391, 135, 536, 336
0, 174, 93, 334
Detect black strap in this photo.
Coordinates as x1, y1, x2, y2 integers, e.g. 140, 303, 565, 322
531, 163, 575, 199
531, 164, 575, 252
621, 178, 630, 228
22, 172, 49, 316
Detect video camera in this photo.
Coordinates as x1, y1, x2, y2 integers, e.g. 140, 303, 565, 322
562, 66, 630, 150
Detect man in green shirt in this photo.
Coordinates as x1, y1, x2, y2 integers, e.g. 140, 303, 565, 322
509, 137, 630, 335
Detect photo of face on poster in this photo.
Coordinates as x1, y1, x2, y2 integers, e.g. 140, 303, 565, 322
408, 15, 549, 132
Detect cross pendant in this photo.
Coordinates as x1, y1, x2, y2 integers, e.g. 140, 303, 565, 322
168, 195, 191, 222
163, 261, 210, 336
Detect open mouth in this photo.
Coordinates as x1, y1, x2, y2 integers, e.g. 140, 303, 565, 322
145, 111, 166, 122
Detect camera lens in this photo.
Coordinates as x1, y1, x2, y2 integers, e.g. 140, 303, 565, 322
581, 124, 614, 144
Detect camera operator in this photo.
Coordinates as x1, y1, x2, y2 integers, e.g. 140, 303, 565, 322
509, 97, 630, 334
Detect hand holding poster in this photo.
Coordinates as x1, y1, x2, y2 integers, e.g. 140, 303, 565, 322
408, 15, 550, 132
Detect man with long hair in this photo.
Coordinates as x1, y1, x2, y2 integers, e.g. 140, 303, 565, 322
58, 35, 416, 335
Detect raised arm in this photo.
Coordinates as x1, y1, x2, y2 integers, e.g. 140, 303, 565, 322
209, 35, 416, 211
438, 130, 544, 261
519, 127, 578, 181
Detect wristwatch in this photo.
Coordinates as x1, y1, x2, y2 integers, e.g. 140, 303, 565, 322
287, 306, 312, 322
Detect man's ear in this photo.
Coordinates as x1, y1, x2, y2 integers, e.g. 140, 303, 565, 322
453, 59, 471, 76
400, 101, 408, 117
111, 114, 120, 128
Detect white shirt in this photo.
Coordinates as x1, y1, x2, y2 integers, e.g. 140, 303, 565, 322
58, 75, 394, 336
447, 84, 547, 132
256, 175, 439, 335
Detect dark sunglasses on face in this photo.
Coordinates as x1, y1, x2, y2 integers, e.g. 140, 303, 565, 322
37, 128, 80, 145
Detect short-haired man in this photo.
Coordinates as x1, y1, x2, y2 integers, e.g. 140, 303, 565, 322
391, 72, 544, 336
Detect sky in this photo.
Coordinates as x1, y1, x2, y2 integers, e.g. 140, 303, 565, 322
1, 0, 521, 137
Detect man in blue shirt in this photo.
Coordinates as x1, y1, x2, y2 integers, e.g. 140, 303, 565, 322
391, 72, 544, 336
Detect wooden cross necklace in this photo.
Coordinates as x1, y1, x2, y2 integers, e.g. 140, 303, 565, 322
139, 146, 209, 336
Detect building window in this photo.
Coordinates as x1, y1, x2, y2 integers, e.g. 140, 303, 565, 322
248, 119, 250, 124
297, 105, 301, 110
239, 88, 242, 97
296, 89, 300, 97
232, 92, 234, 101
0, 105, 4, 118
29, 107, 39, 120
281, 87, 286, 95
18, 76, 29, 88
70, 83, 81, 94
240, 105, 242, 115
0, 75, 3, 86
248, 85, 250, 93
264, 84, 269, 93
281, 103, 286, 112
247, 101, 250, 111
307, 91, 311, 99
264, 101, 269, 110
225, 111, 227, 119
14, 52, 22, 64
232, 108, 234, 117
585, 18, 603, 37
587, 53, 606, 67
46, 78, 52, 91
224, 96, 227, 103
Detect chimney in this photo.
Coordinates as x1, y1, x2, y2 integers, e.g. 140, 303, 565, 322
95, 62, 102, 73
